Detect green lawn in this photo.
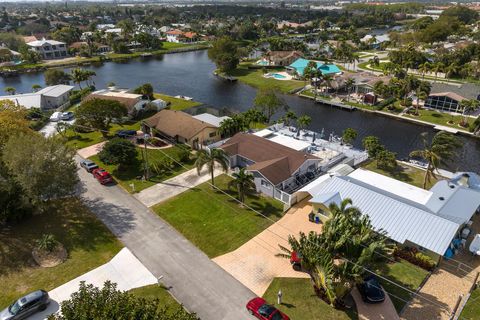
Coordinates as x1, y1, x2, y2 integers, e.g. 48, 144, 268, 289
229, 64, 304, 93
90, 145, 194, 193
0, 198, 122, 308
129, 284, 185, 312
154, 93, 202, 111
375, 259, 429, 312
403, 108, 474, 130
263, 278, 356, 320
362, 160, 441, 189
459, 287, 480, 320
152, 174, 284, 257
65, 121, 142, 149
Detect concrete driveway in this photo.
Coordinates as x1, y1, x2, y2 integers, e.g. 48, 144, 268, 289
351, 287, 400, 320
134, 166, 224, 207
213, 200, 323, 296
75, 155, 255, 319
40, 119, 75, 137
77, 142, 106, 158
29, 248, 158, 320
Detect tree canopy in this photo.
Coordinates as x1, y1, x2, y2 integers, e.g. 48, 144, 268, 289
48, 281, 199, 320
99, 138, 138, 169
44, 69, 72, 86
75, 99, 128, 137
208, 36, 239, 73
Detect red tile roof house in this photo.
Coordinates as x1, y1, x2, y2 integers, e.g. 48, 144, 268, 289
166, 29, 198, 43
219, 133, 322, 205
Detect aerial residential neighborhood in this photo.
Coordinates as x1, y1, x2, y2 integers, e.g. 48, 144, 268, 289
1, 1, 480, 320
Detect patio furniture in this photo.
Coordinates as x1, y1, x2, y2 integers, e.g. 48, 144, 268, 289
461, 226, 472, 239
469, 234, 480, 255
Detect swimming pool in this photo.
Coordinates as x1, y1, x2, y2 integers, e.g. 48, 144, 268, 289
256, 60, 269, 66
272, 73, 287, 79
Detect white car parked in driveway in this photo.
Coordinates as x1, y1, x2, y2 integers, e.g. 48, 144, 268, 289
49, 112, 62, 122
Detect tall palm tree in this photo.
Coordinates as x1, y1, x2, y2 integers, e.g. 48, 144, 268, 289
228, 168, 255, 203
297, 115, 312, 133
345, 78, 355, 102
282, 110, 297, 127
418, 62, 431, 80
432, 62, 444, 82
410, 131, 462, 189
195, 148, 229, 186
71, 68, 86, 89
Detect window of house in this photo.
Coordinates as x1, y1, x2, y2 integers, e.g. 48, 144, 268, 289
261, 179, 271, 189
209, 131, 216, 138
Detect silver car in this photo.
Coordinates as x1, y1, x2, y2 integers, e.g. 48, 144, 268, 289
0, 290, 50, 320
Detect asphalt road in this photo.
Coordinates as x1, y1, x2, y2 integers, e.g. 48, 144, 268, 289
76, 156, 256, 320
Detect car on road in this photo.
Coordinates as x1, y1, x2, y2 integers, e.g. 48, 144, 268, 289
80, 159, 99, 172
246, 297, 289, 320
92, 168, 113, 185
115, 130, 137, 138
0, 290, 50, 320
357, 275, 385, 303
290, 251, 302, 271
60, 111, 74, 120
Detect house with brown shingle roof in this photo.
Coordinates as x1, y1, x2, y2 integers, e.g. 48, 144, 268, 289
143, 109, 221, 149
220, 133, 322, 200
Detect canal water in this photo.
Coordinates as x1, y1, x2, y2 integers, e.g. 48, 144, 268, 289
1, 50, 479, 172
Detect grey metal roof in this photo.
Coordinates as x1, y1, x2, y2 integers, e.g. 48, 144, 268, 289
0, 93, 42, 109
310, 176, 460, 255
36, 85, 74, 98
431, 83, 480, 101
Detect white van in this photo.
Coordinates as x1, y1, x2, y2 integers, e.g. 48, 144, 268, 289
49, 111, 62, 122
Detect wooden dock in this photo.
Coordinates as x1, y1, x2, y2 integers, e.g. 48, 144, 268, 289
313, 97, 356, 111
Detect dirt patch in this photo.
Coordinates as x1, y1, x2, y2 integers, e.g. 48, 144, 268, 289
32, 243, 68, 268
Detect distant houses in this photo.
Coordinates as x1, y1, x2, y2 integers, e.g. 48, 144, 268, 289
26, 38, 68, 60
0, 85, 74, 110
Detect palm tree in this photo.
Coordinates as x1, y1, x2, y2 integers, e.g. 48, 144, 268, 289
460, 99, 480, 127
322, 74, 333, 94
282, 110, 297, 127
4, 87, 15, 95
345, 78, 355, 102
228, 168, 255, 203
418, 62, 431, 80
409, 131, 462, 189
32, 84, 42, 92
432, 62, 444, 82
195, 148, 229, 186
414, 89, 428, 116
297, 115, 312, 133
71, 68, 86, 89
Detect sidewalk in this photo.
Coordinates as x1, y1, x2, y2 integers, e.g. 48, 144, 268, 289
29, 248, 158, 320
134, 166, 224, 207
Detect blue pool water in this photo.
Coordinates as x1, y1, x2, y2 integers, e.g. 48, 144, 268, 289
256, 60, 269, 66
272, 73, 286, 79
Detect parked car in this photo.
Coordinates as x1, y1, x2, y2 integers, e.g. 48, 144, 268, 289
357, 275, 385, 303
246, 297, 289, 320
92, 168, 113, 185
49, 111, 62, 122
80, 159, 99, 172
60, 111, 74, 120
290, 251, 302, 271
115, 130, 137, 138
0, 290, 50, 320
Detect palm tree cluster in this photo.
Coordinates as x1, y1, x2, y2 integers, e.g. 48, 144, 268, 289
278, 199, 387, 307
410, 131, 462, 189
218, 108, 267, 138
70, 68, 96, 90
333, 41, 359, 71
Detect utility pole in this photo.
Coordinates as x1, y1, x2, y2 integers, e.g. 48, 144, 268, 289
143, 133, 149, 180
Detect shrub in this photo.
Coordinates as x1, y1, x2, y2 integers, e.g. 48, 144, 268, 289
99, 138, 138, 169
69, 86, 94, 105
393, 247, 436, 271
36, 234, 57, 252
375, 97, 396, 110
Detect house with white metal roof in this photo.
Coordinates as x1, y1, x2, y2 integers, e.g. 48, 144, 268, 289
307, 169, 480, 258
27, 38, 68, 60
0, 85, 74, 110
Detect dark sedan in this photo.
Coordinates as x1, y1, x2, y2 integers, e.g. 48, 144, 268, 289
0, 290, 50, 320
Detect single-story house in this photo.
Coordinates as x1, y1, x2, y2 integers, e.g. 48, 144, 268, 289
287, 58, 341, 77
219, 132, 322, 203
84, 88, 149, 115
263, 51, 303, 67
0, 85, 74, 110
307, 168, 480, 260
143, 109, 221, 149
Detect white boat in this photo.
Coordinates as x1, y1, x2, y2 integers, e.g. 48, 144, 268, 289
174, 95, 193, 101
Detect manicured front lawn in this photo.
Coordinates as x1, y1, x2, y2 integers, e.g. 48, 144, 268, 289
263, 278, 356, 320
153, 93, 202, 111
362, 160, 441, 189
375, 259, 429, 312
65, 121, 142, 149
0, 198, 122, 309
229, 64, 304, 93
152, 174, 284, 257
89, 145, 194, 193
403, 108, 474, 130
130, 284, 185, 313
459, 287, 480, 319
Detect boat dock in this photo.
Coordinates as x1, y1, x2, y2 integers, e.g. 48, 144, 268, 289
213, 71, 238, 82
313, 97, 356, 111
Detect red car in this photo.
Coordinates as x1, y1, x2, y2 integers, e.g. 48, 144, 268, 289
246, 297, 289, 320
92, 168, 113, 185
290, 251, 302, 271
